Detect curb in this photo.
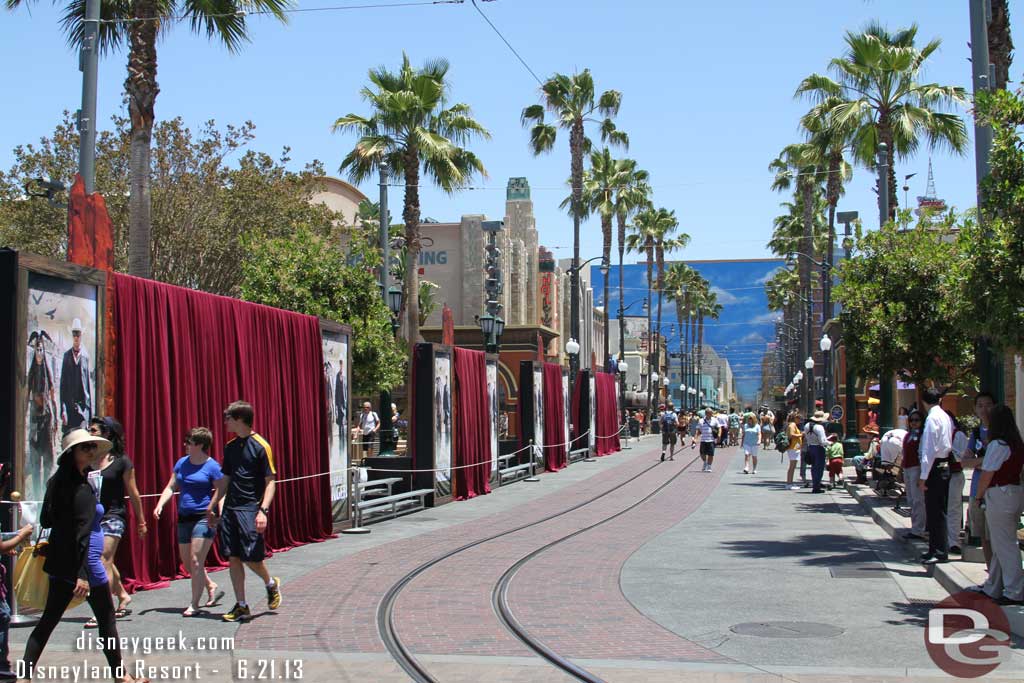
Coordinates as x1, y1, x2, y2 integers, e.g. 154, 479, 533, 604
843, 477, 1024, 637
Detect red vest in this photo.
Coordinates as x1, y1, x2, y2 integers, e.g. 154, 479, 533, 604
991, 441, 1024, 487
949, 426, 964, 473
902, 431, 920, 469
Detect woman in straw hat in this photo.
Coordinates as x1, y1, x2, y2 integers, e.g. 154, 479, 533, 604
20, 429, 148, 683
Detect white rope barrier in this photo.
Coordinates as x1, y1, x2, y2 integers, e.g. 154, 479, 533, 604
1, 425, 633, 504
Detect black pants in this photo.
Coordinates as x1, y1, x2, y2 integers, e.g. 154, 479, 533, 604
925, 466, 950, 557
22, 578, 122, 675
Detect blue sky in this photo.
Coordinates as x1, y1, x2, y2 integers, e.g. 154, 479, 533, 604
2, 1, 1015, 269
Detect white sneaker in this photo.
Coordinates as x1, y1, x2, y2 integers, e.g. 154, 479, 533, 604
751, 470, 757, 475
789, 485, 801, 490
742, 468, 749, 474
706, 466, 713, 473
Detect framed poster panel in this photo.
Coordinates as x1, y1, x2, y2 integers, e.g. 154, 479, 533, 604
7, 253, 107, 507
433, 347, 453, 498
532, 365, 544, 466
518, 361, 543, 463
320, 321, 352, 522
486, 356, 499, 478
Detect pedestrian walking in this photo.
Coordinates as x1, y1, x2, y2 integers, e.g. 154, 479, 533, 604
806, 410, 829, 493
901, 410, 927, 541
717, 412, 729, 447
741, 414, 759, 474
659, 404, 679, 462
759, 414, 775, 448
693, 409, 719, 472
356, 402, 380, 459
962, 392, 995, 567
918, 387, 954, 565
687, 411, 699, 440
973, 405, 1024, 605
20, 430, 149, 683
153, 427, 226, 616
785, 411, 803, 490
728, 410, 741, 447
207, 401, 282, 622
826, 433, 845, 488
84, 416, 146, 626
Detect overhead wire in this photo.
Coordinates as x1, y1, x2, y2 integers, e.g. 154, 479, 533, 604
469, 0, 543, 86
87, 0, 465, 24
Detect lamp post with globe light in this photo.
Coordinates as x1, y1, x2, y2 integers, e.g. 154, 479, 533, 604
804, 355, 815, 416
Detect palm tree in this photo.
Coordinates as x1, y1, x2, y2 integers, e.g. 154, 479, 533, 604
796, 22, 968, 217
694, 284, 721, 407
664, 263, 699, 409
6, 0, 293, 278
629, 206, 688, 408
989, 0, 1013, 91
334, 54, 489, 354
522, 70, 626, 377
625, 209, 655, 407
613, 160, 650, 366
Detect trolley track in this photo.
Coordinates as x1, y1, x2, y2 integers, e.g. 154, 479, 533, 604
377, 448, 702, 682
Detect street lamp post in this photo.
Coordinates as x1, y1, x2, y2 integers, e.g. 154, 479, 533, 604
566, 255, 608, 411
837, 209, 861, 456
877, 143, 896, 434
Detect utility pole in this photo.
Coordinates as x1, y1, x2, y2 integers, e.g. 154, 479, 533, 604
378, 165, 395, 456
877, 143, 896, 433
970, 0, 1004, 402
78, 0, 101, 193
837, 210, 861, 456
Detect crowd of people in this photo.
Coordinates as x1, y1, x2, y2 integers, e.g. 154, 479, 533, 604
849, 389, 1024, 604
639, 391, 1023, 606
4, 401, 284, 682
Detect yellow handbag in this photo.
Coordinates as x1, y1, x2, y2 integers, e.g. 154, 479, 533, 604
13, 543, 85, 611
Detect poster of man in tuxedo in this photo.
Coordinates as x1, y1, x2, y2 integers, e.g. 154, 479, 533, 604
434, 355, 452, 487
589, 374, 597, 451
24, 272, 97, 503
321, 331, 349, 514
562, 372, 570, 452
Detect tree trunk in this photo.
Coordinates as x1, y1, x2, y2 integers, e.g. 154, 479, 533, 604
989, 0, 1013, 91
654, 244, 664, 406
878, 121, 898, 219
569, 118, 584, 389
126, 0, 160, 278
402, 145, 421, 359
645, 247, 653, 409
601, 212, 612, 368
800, 179, 814, 412
697, 311, 704, 405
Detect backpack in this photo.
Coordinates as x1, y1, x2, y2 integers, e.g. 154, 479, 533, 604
774, 430, 791, 453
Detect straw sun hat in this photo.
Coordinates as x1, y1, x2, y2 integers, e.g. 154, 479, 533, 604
59, 429, 111, 459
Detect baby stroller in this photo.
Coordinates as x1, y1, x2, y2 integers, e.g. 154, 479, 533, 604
874, 429, 905, 500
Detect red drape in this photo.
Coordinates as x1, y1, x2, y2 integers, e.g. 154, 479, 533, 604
542, 363, 567, 471
571, 371, 585, 452
595, 371, 622, 456
110, 274, 332, 591
453, 348, 491, 500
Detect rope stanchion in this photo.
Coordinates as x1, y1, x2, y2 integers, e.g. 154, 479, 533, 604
525, 439, 540, 483
341, 467, 370, 535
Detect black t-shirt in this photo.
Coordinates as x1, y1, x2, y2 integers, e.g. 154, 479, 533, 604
223, 433, 276, 510
99, 454, 133, 521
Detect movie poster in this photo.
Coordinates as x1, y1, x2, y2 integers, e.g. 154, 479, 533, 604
562, 372, 570, 452
322, 330, 349, 517
486, 359, 499, 475
24, 273, 98, 504
588, 374, 596, 451
532, 366, 544, 466
434, 354, 452, 492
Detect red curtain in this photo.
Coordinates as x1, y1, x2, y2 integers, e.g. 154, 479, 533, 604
453, 348, 491, 500
542, 363, 567, 471
595, 371, 622, 456
110, 274, 332, 592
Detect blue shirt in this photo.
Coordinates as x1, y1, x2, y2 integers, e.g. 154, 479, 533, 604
742, 426, 760, 448
174, 456, 224, 516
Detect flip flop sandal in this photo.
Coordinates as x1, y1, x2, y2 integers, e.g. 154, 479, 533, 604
204, 589, 225, 607
114, 608, 132, 619
84, 617, 99, 629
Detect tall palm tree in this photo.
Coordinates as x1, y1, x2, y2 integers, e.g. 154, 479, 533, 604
664, 262, 699, 409
694, 285, 721, 407
613, 160, 650, 368
625, 209, 655, 407
522, 70, 626, 378
989, 0, 1013, 91
796, 22, 968, 217
334, 54, 489, 355
629, 206, 688, 408
7, 0, 293, 278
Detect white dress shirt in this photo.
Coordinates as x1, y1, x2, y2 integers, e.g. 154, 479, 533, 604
919, 405, 953, 479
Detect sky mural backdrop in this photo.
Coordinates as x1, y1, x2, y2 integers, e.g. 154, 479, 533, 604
592, 259, 786, 404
